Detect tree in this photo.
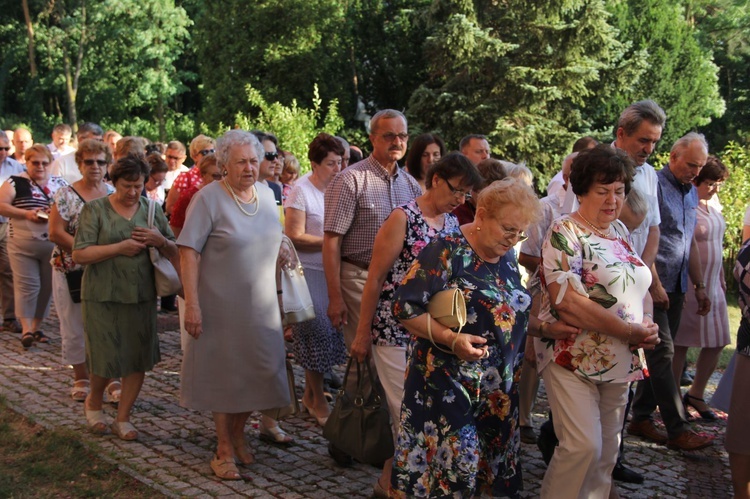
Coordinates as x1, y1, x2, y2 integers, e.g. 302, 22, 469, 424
408, 0, 634, 185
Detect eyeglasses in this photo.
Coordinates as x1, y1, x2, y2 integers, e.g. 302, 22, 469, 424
501, 225, 528, 243
198, 148, 215, 156
444, 178, 472, 200
0, 147, 9, 151
83, 159, 108, 167
704, 180, 724, 190
28, 160, 50, 167
166, 155, 183, 161
380, 133, 409, 142
264, 152, 279, 161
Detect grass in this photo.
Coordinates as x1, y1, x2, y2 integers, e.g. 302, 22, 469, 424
0, 396, 163, 498
685, 291, 740, 371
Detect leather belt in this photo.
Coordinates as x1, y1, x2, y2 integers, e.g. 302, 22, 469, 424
342, 257, 369, 270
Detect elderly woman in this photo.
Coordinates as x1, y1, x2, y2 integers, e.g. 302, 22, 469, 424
49, 139, 115, 401
0, 144, 68, 348
285, 134, 347, 426
351, 152, 482, 496
165, 134, 215, 216
391, 178, 564, 497
73, 154, 177, 440
178, 130, 291, 481
674, 156, 731, 420
534, 145, 659, 498
404, 133, 446, 192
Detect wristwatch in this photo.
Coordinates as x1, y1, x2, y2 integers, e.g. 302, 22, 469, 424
694, 281, 706, 290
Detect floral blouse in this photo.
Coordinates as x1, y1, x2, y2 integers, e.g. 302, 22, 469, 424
51, 184, 114, 273
534, 216, 651, 383
372, 199, 458, 347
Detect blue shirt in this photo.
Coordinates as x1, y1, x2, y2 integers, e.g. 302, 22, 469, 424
655, 165, 698, 293
0, 157, 25, 223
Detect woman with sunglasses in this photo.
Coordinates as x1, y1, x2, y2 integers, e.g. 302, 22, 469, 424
0, 144, 68, 349
49, 139, 116, 402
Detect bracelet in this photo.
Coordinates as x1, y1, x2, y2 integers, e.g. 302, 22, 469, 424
539, 321, 549, 338
643, 313, 653, 319
694, 281, 706, 290
277, 290, 283, 295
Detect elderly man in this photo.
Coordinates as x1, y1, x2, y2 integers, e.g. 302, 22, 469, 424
47, 124, 75, 159
628, 132, 714, 452
323, 109, 420, 494
0, 134, 25, 333
459, 134, 490, 165
164, 140, 188, 190
51, 122, 103, 184
12, 128, 32, 165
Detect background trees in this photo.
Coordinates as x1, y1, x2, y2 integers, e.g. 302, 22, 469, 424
0, 0, 748, 182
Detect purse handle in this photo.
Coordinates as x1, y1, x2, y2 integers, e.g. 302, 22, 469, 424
339, 357, 380, 407
280, 235, 303, 271
147, 198, 156, 229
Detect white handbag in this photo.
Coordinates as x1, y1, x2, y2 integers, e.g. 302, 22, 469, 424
280, 235, 315, 326
147, 199, 182, 296
426, 287, 467, 353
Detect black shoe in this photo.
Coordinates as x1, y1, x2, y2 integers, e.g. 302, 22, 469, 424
327, 442, 353, 467
680, 371, 694, 387
612, 461, 644, 484
520, 426, 537, 444
683, 392, 718, 421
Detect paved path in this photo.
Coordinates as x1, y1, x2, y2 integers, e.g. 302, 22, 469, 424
0, 307, 733, 498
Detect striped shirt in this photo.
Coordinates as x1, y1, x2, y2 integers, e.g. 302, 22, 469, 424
324, 155, 421, 264
8, 175, 68, 240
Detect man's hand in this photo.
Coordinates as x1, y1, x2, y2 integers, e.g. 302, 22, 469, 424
695, 288, 711, 316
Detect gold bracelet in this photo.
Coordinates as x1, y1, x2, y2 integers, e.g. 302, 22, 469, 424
539, 321, 549, 338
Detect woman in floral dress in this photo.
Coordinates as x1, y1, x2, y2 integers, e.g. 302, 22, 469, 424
391, 178, 575, 497
534, 145, 660, 498
350, 152, 482, 496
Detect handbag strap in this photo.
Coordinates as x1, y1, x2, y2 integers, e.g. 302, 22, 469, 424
147, 198, 156, 229
280, 234, 303, 270
427, 313, 462, 354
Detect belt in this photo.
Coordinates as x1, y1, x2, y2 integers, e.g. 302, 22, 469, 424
342, 257, 369, 270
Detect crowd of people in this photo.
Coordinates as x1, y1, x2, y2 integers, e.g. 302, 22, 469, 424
1, 98, 748, 498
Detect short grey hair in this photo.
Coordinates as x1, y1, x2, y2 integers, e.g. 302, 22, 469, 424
625, 186, 649, 219
670, 132, 708, 155
370, 109, 407, 133
215, 130, 264, 169
502, 161, 533, 188
617, 100, 667, 136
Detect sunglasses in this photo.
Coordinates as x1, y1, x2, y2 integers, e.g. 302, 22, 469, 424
264, 152, 279, 161
0, 147, 9, 151
29, 160, 50, 167
83, 159, 108, 167
166, 155, 183, 161
198, 148, 215, 156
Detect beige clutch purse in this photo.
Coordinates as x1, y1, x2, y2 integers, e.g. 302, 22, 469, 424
426, 288, 466, 353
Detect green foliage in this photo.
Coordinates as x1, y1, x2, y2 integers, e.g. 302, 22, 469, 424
718, 141, 750, 259
234, 84, 344, 173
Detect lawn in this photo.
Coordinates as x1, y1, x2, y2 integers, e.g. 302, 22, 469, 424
686, 291, 740, 370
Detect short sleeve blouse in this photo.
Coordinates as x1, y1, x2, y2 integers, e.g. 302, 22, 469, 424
284, 175, 325, 270
8, 175, 68, 240
534, 216, 651, 383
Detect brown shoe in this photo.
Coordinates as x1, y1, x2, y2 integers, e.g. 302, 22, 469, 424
666, 430, 714, 451
627, 419, 668, 444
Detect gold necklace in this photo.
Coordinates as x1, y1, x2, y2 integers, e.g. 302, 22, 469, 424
578, 211, 611, 238
224, 179, 259, 217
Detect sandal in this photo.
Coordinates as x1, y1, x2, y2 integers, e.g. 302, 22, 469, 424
84, 403, 108, 434
259, 421, 294, 445
111, 421, 138, 441
105, 381, 122, 405
32, 330, 49, 344
210, 454, 243, 480
71, 379, 90, 402
20, 332, 34, 349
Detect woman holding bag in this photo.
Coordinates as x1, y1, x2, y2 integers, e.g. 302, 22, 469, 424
73, 154, 177, 441
49, 139, 115, 402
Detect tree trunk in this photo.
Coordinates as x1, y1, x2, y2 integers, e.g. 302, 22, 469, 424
21, 0, 37, 78
157, 95, 166, 141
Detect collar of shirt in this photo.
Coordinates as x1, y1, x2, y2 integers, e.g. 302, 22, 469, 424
661, 163, 693, 193
366, 155, 400, 181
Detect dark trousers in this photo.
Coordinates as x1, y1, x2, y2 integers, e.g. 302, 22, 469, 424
631, 292, 689, 438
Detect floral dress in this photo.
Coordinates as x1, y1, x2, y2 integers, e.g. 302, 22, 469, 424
534, 216, 650, 383
372, 199, 459, 347
391, 228, 530, 498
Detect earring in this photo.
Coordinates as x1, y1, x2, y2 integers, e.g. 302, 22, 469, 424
222, 169, 228, 175
476, 226, 481, 231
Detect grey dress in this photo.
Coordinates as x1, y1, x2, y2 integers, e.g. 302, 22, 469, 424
177, 181, 290, 413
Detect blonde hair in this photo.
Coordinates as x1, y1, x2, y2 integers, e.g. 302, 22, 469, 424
476, 177, 542, 225
189, 134, 216, 158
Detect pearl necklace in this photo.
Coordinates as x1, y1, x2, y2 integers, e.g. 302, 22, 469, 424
578, 212, 611, 238
224, 179, 259, 217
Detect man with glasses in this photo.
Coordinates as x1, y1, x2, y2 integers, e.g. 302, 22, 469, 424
164, 140, 188, 190
51, 122, 104, 184
323, 109, 421, 479
0, 134, 24, 334
165, 134, 215, 216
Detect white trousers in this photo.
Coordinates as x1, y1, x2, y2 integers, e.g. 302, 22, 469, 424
541, 362, 629, 499
371, 344, 407, 443
51, 270, 85, 365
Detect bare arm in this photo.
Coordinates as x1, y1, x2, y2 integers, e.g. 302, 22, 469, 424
640, 225, 660, 268
0, 181, 46, 222
323, 231, 346, 328
518, 252, 540, 275
164, 185, 181, 216
72, 238, 147, 265
399, 314, 487, 362
743, 224, 750, 244
48, 204, 75, 252
688, 235, 710, 315
180, 246, 202, 338
284, 207, 323, 251
351, 210, 408, 361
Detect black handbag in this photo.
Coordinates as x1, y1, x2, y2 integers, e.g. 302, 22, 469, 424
65, 268, 84, 303
322, 357, 394, 465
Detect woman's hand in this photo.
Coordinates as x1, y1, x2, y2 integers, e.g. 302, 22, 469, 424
544, 320, 582, 341
26, 209, 48, 223
630, 322, 660, 350
131, 226, 166, 248
350, 327, 372, 362
452, 334, 488, 362
185, 303, 203, 339
118, 238, 147, 256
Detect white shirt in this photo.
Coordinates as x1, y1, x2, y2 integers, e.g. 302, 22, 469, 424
50, 152, 82, 184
